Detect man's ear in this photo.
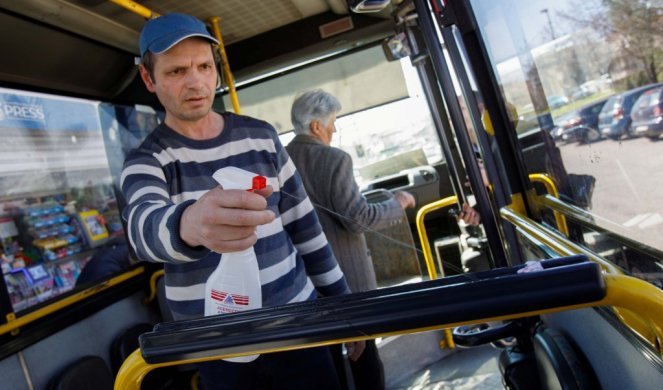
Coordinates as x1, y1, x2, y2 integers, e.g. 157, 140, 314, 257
309, 120, 321, 136
138, 65, 156, 93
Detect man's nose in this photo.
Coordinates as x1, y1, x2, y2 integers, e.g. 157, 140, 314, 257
185, 69, 204, 87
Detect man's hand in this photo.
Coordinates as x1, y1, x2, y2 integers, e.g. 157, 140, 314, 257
345, 340, 366, 362
180, 186, 275, 252
458, 203, 481, 226
393, 191, 416, 209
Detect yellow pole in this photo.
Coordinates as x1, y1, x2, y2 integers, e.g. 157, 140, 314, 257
209, 17, 241, 114
415, 195, 459, 349
415, 196, 458, 279
108, 0, 158, 19
0, 267, 145, 336
144, 269, 165, 304
107, 3, 240, 113
528, 173, 569, 236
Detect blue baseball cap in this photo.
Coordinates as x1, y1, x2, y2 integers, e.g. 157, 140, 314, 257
139, 13, 219, 57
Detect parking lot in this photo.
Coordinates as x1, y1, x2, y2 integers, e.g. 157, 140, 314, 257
558, 136, 663, 251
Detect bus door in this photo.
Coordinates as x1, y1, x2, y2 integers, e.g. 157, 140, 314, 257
406, 0, 663, 388
401, 0, 529, 270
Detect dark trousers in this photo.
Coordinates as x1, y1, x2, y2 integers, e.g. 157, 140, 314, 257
198, 346, 341, 389
331, 340, 385, 390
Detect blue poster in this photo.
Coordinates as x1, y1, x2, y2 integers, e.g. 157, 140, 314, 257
0, 87, 100, 132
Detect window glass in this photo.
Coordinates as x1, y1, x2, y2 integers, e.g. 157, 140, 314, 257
279, 55, 442, 188
469, 0, 663, 288
224, 45, 409, 134
0, 87, 159, 312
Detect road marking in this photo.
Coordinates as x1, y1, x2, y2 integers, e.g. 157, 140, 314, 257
623, 213, 652, 227
615, 159, 643, 203
623, 213, 663, 229
638, 213, 663, 229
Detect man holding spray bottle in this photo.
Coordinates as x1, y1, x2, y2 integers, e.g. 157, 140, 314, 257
121, 13, 363, 389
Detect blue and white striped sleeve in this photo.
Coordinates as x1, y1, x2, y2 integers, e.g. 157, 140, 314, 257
121, 151, 210, 264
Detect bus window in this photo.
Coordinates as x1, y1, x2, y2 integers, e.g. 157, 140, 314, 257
468, 0, 663, 287
226, 45, 442, 199
223, 45, 411, 135
0, 87, 160, 312
333, 58, 442, 188
227, 44, 452, 283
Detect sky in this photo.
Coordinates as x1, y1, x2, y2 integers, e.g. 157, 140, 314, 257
470, 0, 583, 63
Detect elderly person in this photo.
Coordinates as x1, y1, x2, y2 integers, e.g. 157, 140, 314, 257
286, 89, 416, 390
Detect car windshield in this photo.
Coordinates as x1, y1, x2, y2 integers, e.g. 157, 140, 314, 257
601, 95, 622, 113
634, 89, 661, 109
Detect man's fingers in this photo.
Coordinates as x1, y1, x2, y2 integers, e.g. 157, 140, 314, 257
206, 232, 259, 254
208, 187, 269, 210
254, 186, 274, 199
203, 208, 275, 227
197, 224, 257, 241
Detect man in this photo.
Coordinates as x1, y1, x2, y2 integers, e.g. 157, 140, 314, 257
286, 89, 416, 390
121, 13, 360, 389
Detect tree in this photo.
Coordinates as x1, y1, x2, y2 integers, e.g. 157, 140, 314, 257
560, 0, 663, 84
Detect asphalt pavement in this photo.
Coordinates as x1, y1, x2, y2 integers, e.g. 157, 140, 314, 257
557, 136, 663, 252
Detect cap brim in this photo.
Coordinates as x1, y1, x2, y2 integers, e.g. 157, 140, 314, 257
148, 32, 219, 55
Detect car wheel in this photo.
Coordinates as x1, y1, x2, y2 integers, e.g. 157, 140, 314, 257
585, 128, 600, 143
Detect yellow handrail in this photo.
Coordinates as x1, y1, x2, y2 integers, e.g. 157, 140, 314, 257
500, 207, 620, 274
144, 269, 165, 304
528, 173, 569, 236
415, 196, 458, 279
107, 2, 241, 114
414, 195, 458, 349
209, 17, 241, 114
114, 272, 662, 389
0, 266, 145, 337
500, 206, 663, 351
109, 0, 158, 19
414, 174, 566, 278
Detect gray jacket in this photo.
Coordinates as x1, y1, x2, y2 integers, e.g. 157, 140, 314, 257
286, 134, 404, 292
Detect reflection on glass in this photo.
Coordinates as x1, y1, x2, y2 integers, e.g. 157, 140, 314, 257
333, 59, 442, 187
0, 88, 156, 312
277, 56, 443, 188
469, 0, 663, 287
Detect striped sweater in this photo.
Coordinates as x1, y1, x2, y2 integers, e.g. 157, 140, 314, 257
121, 112, 349, 320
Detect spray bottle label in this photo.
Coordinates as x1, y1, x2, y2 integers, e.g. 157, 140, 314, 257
209, 289, 251, 314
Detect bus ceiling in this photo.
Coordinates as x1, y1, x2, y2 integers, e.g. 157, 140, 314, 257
0, 0, 396, 103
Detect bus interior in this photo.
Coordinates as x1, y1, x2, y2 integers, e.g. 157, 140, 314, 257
0, 0, 662, 389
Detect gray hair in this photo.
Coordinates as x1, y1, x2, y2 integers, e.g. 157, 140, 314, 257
291, 89, 341, 135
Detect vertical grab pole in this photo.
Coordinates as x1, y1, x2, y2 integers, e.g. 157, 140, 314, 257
108, 3, 240, 113
209, 17, 241, 114
109, 0, 158, 19
415, 195, 459, 349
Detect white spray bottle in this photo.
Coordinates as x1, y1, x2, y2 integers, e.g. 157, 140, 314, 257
204, 166, 266, 363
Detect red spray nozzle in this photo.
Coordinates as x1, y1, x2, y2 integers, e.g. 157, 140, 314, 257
252, 176, 267, 191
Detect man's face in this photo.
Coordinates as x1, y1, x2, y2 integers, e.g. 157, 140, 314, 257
139, 38, 217, 122
312, 114, 337, 145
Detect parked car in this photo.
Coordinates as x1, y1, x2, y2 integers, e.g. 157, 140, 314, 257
630, 85, 663, 140
598, 83, 663, 140
551, 98, 609, 143
547, 95, 569, 109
